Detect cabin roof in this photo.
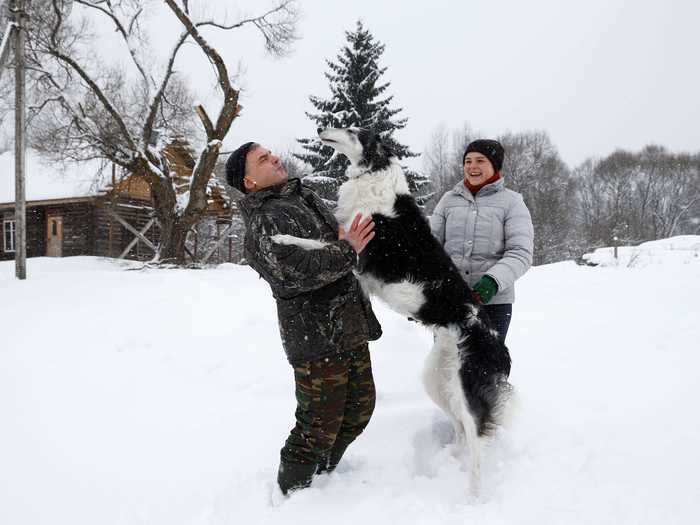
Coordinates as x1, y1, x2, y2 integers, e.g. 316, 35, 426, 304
0, 149, 110, 205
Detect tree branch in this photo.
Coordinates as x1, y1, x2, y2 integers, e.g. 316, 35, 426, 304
46, 0, 137, 152
74, 0, 152, 91
197, 1, 299, 56
194, 104, 214, 137
48, 47, 138, 151
28, 96, 65, 120
141, 29, 189, 148
164, 0, 235, 117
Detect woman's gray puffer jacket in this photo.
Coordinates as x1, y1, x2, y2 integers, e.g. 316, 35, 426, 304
429, 178, 534, 304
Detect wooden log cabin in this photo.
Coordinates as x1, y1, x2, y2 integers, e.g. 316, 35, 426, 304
0, 141, 240, 263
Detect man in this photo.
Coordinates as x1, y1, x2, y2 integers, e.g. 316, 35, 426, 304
226, 142, 382, 496
430, 139, 533, 343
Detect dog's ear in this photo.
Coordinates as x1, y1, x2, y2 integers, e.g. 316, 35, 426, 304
361, 130, 379, 164
363, 129, 395, 158
356, 128, 374, 147
358, 128, 393, 170
377, 136, 396, 159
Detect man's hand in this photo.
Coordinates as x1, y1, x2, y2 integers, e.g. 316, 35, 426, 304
339, 213, 375, 254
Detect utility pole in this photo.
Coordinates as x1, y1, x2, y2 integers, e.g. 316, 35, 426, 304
1, 0, 27, 279
14, 0, 27, 279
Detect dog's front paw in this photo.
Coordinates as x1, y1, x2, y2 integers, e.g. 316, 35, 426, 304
272, 234, 327, 250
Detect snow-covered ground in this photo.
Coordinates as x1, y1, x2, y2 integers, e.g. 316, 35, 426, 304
583, 235, 700, 268
2, 238, 699, 525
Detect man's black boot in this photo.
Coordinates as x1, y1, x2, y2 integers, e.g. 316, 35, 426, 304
277, 460, 317, 495
316, 440, 351, 474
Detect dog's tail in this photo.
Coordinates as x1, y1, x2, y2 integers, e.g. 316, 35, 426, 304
455, 307, 513, 438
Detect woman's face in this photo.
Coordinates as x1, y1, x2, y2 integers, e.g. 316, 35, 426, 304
463, 152, 495, 186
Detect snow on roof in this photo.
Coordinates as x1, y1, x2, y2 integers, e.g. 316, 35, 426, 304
0, 149, 111, 204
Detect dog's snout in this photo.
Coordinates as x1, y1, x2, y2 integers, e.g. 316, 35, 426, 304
317, 127, 324, 135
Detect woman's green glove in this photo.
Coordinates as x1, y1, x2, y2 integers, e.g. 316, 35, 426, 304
472, 275, 498, 304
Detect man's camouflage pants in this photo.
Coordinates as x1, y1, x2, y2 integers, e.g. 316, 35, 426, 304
281, 342, 376, 467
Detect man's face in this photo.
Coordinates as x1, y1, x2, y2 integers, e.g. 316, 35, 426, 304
244, 146, 288, 192
463, 152, 495, 186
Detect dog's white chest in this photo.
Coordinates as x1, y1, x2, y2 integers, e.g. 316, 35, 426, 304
335, 163, 410, 226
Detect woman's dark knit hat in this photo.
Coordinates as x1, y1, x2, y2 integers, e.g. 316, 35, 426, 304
463, 139, 505, 172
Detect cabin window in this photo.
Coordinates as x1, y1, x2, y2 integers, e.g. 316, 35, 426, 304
52, 220, 58, 236
3, 220, 16, 252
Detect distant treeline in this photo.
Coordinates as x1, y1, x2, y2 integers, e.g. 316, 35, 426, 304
422, 125, 700, 265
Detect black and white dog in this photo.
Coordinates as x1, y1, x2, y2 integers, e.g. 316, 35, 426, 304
275, 127, 512, 494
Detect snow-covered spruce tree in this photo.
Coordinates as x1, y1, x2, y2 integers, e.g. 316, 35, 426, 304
296, 20, 431, 206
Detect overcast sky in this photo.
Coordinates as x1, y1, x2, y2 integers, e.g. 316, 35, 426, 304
93, 0, 700, 168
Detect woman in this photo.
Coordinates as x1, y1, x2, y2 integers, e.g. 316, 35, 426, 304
429, 139, 534, 343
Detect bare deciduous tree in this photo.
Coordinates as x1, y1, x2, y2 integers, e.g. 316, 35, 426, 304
15, 0, 299, 264
576, 146, 700, 247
